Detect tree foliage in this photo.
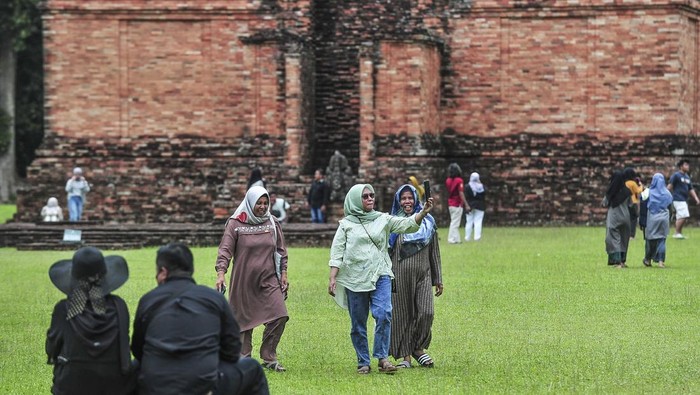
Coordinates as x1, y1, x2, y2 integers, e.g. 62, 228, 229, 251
15, 21, 43, 178
0, 0, 42, 51
0, 0, 43, 177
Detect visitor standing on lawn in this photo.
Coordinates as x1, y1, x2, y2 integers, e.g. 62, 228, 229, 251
464, 172, 486, 242
388, 184, 443, 369
642, 173, 673, 268
603, 170, 632, 268
216, 186, 290, 372
667, 159, 700, 239
445, 163, 469, 244
328, 183, 434, 374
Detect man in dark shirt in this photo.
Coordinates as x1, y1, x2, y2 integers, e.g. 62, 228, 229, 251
667, 159, 700, 239
306, 169, 331, 223
132, 243, 269, 395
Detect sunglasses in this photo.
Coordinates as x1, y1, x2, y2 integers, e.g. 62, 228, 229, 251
362, 193, 375, 200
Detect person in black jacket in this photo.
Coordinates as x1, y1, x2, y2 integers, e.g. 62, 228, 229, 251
306, 169, 331, 223
46, 246, 135, 395
132, 243, 269, 395
464, 172, 486, 241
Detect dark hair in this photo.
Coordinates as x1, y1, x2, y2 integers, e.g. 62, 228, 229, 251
247, 167, 264, 189
315, 168, 324, 176
677, 159, 689, 168
156, 243, 194, 276
448, 163, 462, 178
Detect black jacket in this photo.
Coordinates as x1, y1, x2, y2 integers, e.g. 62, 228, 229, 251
46, 295, 134, 395
308, 179, 330, 208
465, 185, 486, 211
132, 276, 241, 395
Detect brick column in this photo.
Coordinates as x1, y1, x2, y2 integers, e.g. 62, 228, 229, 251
358, 47, 375, 180
284, 51, 302, 167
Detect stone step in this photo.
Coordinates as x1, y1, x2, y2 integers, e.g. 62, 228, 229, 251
0, 223, 338, 250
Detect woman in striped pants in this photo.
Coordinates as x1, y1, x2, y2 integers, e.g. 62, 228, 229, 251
388, 184, 444, 368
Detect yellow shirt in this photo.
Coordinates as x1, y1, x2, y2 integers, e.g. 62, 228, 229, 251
625, 180, 643, 204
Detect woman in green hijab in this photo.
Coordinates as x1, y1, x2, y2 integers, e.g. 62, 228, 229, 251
328, 184, 434, 374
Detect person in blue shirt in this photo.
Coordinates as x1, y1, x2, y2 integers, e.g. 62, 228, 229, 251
667, 160, 700, 239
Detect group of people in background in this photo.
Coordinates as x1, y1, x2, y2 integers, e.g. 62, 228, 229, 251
40, 167, 91, 223
445, 163, 487, 244
604, 159, 699, 269
46, 158, 699, 392
244, 167, 330, 224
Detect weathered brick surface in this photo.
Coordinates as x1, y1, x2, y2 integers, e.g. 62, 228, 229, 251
17, 0, 700, 225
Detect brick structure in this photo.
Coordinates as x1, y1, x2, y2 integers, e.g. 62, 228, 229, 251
16, 0, 700, 225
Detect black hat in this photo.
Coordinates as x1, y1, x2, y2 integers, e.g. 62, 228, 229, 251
49, 246, 129, 295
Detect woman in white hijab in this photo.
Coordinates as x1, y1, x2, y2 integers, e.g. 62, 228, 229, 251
215, 186, 290, 372
464, 172, 486, 241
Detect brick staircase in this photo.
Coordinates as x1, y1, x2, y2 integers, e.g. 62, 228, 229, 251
0, 222, 338, 250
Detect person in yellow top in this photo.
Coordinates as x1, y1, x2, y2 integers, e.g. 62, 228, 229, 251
623, 168, 644, 239
408, 176, 425, 201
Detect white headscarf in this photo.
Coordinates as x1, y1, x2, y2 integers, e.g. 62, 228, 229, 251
230, 185, 271, 224
468, 172, 484, 195
229, 185, 283, 279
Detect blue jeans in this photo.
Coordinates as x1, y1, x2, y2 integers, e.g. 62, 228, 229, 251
68, 196, 83, 222
310, 207, 324, 223
346, 275, 392, 367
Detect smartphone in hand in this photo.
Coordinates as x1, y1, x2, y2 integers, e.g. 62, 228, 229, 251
219, 285, 226, 296
423, 180, 431, 202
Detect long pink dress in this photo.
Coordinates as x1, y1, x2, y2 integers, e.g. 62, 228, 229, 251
215, 218, 288, 331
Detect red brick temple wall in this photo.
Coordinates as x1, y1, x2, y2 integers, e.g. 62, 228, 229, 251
16, 0, 700, 224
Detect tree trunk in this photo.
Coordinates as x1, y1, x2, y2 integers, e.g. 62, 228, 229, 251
0, 34, 16, 203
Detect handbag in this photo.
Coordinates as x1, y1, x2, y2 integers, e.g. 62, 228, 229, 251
355, 216, 396, 293
270, 219, 288, 300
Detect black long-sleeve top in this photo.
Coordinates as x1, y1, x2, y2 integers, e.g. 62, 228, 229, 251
308, 179, 331, 208
465, 185, 486, 211
46, 296, 133, 395
131, 276, 241, 395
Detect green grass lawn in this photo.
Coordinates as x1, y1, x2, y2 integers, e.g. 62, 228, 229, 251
1, 227, 699, 394
0, 204, 16, 223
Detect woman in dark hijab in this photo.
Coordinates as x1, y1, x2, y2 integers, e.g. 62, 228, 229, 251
388, 184, 443, 368
604, 171, 632, 267
46, 246, 134, 395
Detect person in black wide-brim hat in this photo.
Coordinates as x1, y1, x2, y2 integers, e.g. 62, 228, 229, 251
46, 246, 135, 395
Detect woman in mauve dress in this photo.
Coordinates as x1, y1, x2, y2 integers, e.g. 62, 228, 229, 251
216, 186, 289, 372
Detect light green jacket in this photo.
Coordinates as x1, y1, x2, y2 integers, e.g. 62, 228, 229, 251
329, 212, 420, 308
